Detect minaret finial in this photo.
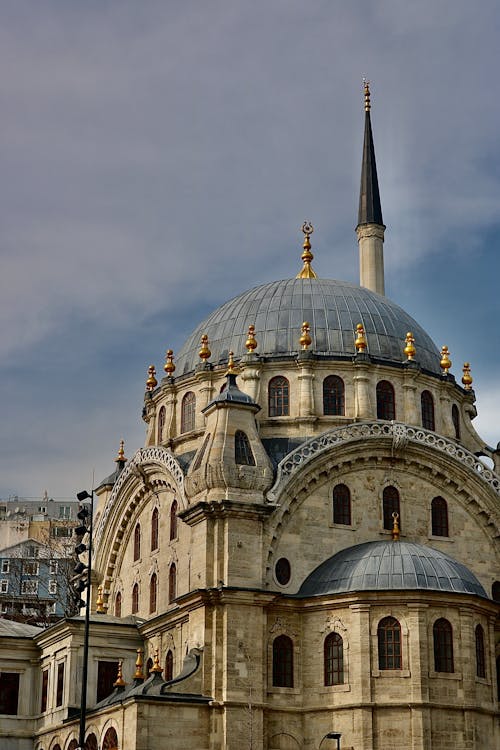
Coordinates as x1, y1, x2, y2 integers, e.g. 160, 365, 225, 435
391, 512, 400, 541
299, 322, 312, 350
113, 660, 126, 688
96, 585, 106, 614
199, 334, 211, 362
146, 365, 158, 391
462, 362, 473, 391
115, 439, 127, 465
225, 351, 239, 376
355, 323, 367, 353
134, 648, 145, 680
363, 77, 371, 112
245, 325, 258, 353
440, 346, 452, 375
296, 222, 317, 279
151, 648, 163, 674
404, 332, 416, 362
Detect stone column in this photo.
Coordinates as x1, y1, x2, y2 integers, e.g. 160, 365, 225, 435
353, 355, 373, 419
297, 351, 315, 417
402, 363, 420, 426
240, 353, 262, 403
407, 604, 431, 750
350, 604, 374, 750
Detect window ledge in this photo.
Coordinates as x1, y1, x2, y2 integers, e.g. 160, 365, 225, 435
268, 687, 301, 696
429, 671, 460, 680
429, 535, 454, 543
319, 683, 351, 693
329, 523, 356, 531
372, 669, 410, 678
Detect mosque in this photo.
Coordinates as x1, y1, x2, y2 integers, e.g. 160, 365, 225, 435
1, 84, 499, 750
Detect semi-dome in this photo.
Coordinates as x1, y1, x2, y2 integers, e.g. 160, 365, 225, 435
297, 540, 488, 598
175, 278, 441, 376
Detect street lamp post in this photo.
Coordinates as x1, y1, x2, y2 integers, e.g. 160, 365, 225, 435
74, 489, 93, 750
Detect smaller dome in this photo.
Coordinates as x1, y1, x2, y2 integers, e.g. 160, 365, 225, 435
297, 540, 488, 599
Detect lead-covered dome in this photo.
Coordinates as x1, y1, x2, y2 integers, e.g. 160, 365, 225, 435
175, 278, 441, 376
297, 540, 488, 598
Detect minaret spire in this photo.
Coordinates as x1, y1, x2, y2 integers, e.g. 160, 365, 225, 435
356, 80, 386, 296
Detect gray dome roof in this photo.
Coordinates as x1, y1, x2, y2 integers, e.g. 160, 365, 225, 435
297, 540, 488, 598
175, 278, 441, 375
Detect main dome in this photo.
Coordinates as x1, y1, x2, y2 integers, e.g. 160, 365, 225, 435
297, 540, 488, 598
175, 278, 441, 375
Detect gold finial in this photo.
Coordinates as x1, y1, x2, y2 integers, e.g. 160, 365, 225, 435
225, 351, 240, 376
96, 585, 106, 614
151, 648, 163, 674
404, 332, 416, 362
355, 323, 367, 353
299, 321, 312, 350
363, 78, 371, 112
134, 648, 145, 680
245, 324, 258, 353
115, 439, 127, 464
199, 334, 211, 362
440, 346, 452, 375
391, 511, 400, 541
164, 349, 175, 375
462, 362, 473, 391
113, 660, 126, 687
146, 365, 158, 391
296, 221, 317, 279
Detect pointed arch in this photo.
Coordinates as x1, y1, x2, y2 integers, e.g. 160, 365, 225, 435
133, 523, 141, 561
131, 583, 139, 614
114, 591, 122, 618
157, 405, 166, 444
168, 563, 177, 603
169, 499, 178, 541
151, 507, 159, 551
149, 573, 157, 613
165, 649, 174, 681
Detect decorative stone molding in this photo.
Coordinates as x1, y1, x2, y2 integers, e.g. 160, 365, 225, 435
267, 422, 500, 503
94, 447, 186, 548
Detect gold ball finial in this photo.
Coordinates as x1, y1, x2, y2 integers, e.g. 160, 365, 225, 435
355, 323, 367, 352
363, 78, 371, 112
96, 585, 106, 614
440, 346, 452, 375
199, 334, 211, 362
404, 332, 416, 362
391, 511, 400, 541
164, 349, 175, 375
296, 221, 317, 279
146, 365, 158, 391
151, 648, 163, 674
462, 362, 473, 391
134, 648, 145, 680
225, 351, 239, 376
115, 439, 127, 464
113, 660, 126, 688
245, 324, 258, 353
299, 321, 312, 350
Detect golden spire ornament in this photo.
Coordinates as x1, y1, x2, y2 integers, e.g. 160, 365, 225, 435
440, 346, 452, 375
355, 323, 367, 353
164, 349, 175, 375
299, 321, 312, 350
146, 365, 158, 391
462, 362, 473, 391
96, 585, 106, 614
391, 512, 400, 541
404, 332, 416, 361
225, 351, 239, 376
363, 78, 371, 112
113, 661, 126, 688
199, 334, 211, 362
151, 648, 163, 674
296, 222, 317, 279
245, 324, 258, 353
115, 439, 127, 464
134, 648, 145, 680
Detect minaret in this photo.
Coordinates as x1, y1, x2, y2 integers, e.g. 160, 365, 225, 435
356, 80, 385, 295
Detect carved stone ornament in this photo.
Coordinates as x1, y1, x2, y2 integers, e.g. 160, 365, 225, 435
269, 616, 298, 638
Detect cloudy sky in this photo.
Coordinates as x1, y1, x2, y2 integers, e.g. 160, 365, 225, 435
1, 1, 499, 500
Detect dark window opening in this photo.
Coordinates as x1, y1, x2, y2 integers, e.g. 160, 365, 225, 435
96, 661, 119, 703
421, 390, 435, 430
433, 618, 454, 673
235, 430, 256, 465
272, 635, 294, 687
275, 557, 291, 586
383, 486, 401, 531
323, 375, 345, 416
431, 496, 449, 537
378, 617, 402, 670
269, 377, 290, 417
324, 632, 344, 686
475, 624, 486, 679
376, 380, 395, 420
333, 483, 351, 525
56, 662, 64, 707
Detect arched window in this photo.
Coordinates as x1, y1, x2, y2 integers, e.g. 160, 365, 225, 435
158, 405, 166, 444
272, 634, 294, 687
165, 650, 174, 681
378, 616, 402, 669
169, 499, 178, 541
323, 375, 345, 416
114, 591, 122, 618
324, 632, 344, 686
452, 404, 460, 440
433, 618, 454, 673
146, 657, 153, 675
431, 496, 449, 537
333, 484, 351, 525
268, 376, 290, 417
149, 573, 157, 613
376, 380, 395, 420
383, 486, 401, 531
151, 507, 159, 551
131, 583, 139, 614
421, 390, 435, 430
168, 563, 176, 603
102, 727, 119, 750
235, 430, 256, 465
133, 523, 141, 561
181, 392, 196, 433
475, 624, 486, 678
68, 740, 79, 750
492, 581, 500, 602
85, 734, 98, 750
